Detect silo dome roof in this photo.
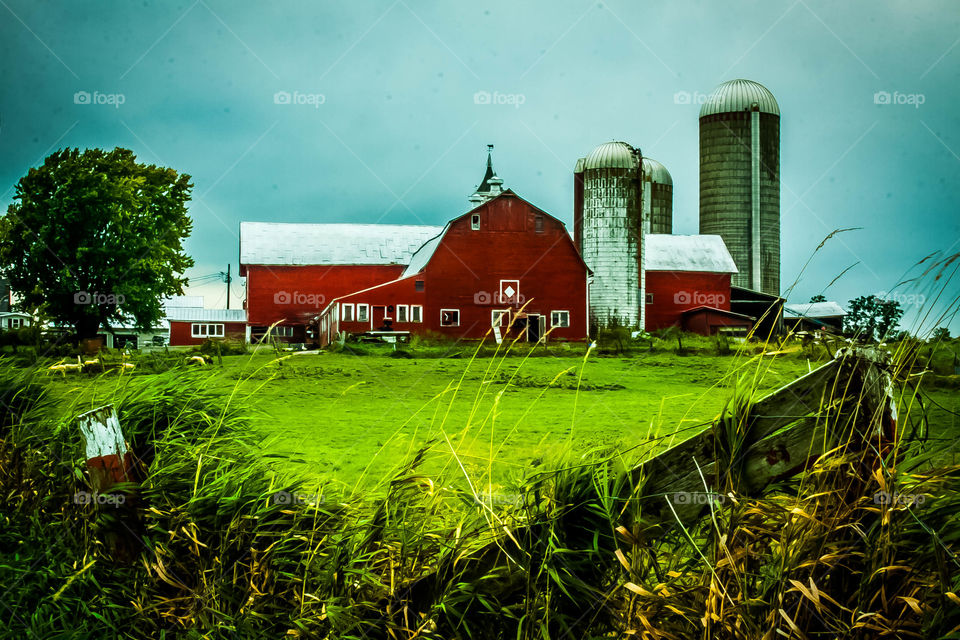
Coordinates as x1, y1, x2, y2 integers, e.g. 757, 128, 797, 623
641, 157, 672, 185
699, 79, 779, 117
582, 141, 639, 170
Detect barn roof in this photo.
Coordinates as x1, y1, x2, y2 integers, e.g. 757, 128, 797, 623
784, 302, 846, 319
401, 228, 446, 277
165, 308, 247, 323
240, 222, 444, 266
644, 234, 738, 273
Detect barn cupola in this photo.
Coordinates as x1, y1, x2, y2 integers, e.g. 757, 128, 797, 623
468, 144, 505, 205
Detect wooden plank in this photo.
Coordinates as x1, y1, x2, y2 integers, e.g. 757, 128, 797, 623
747, 358, 841, 441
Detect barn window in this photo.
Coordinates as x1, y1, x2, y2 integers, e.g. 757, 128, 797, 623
9, 318, 22, 329
415, 280, 424, 292
535, 215, 544, 233
411, 305, 423, 323
357, 304, 369, 322
341, 303, 354, 322
191, 323, 225, 338
499, 280, 520, 305
440, 309, 460, 327
272, 326, 293, 337
471, 214, 480, 230
491, 309, 510, 327
646, 293, 654, 304
551, 311, 570, 328
397, 305, 408, 322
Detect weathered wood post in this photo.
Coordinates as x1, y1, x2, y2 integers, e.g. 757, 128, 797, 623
77, 405, 140, 561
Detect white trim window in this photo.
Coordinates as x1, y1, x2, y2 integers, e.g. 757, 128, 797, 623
411, 305, 423, 323
357, 303, 369, 322
499, 279, 520, 305
192, 323, 225, 338
471, 214, 480, 230
491, 309, 511, 327
9, 318, 23, 329
272, 326, 294, 337
551, 311, 570, 328
396, 304, 409, 323
341, 303, 354, 322
440, 309, 460, 327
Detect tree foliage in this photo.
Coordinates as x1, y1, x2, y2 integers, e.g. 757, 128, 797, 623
809, 294, 827, 303
843, 294, 903, 342
0, 148, 194, 340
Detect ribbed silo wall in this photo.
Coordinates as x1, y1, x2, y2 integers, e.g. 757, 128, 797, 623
581, 167, 640, 327
699, 111, 780, 294
649, 182, 673, 234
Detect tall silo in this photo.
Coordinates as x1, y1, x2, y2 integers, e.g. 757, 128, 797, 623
699, 79, 780, 294
641, 157, 673, 234
574, 141, 642, 329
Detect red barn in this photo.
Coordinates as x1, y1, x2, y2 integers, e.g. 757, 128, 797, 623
239, 222, 442, 343
166, 308, 247, 346
318, 191, 590, 345
642, 234, 753, 335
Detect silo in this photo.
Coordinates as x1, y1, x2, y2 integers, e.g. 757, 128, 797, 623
574, 141, 642, 329
641, 157, 673, 234
699, 79, 780, 294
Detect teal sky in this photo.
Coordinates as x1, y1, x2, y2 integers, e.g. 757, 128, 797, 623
1, 1, 958, 332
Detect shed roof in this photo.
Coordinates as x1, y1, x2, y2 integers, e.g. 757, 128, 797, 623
165, 308, 247, 323
784, 302, 846, 319
644, 234, 738, 273
240, 222, 443, 266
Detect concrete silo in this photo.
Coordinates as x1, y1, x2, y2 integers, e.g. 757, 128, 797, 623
699, 79, 780, 295
574, 141, 642, 329
641, 157, 673, 234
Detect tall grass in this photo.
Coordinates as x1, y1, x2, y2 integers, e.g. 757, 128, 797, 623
1, 250, 958, 638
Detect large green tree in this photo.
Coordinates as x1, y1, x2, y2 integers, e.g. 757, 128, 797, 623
843, 294, 903, 342
0, 148, 194, 341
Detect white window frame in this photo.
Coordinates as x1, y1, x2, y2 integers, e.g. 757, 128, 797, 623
341, 303, 354, 322
491, 309, 511, 327
396, 304, 408, 323
411, 305, 423, 323
471, 214, 480, 230
191, 323, 225, 338
551, 310, 570, 328
440, 308, 460, 327
357, 303, 369, 322
499, 279, 520, 305
10, 318, 22, 329
273, 325, 293, 337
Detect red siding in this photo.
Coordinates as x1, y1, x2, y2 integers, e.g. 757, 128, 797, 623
169, 321, 247, 346
244, 264, 405, 326
322, 193, 590, 343
644, 271, 732, 331
682, 309, 753, 335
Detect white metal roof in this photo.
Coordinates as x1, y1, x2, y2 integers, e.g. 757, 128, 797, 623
784, 302, 846, 318
164, 308, 247, 323
239, 222, 444, 266
580, 141, 639, 170
699, 79, 780, 117
401, 228, 446, 277
644, 234, 738, 273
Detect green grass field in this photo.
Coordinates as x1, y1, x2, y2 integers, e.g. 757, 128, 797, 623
42, 340, 960, 493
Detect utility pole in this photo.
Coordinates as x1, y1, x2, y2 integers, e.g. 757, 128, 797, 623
224, 264, 232, 309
